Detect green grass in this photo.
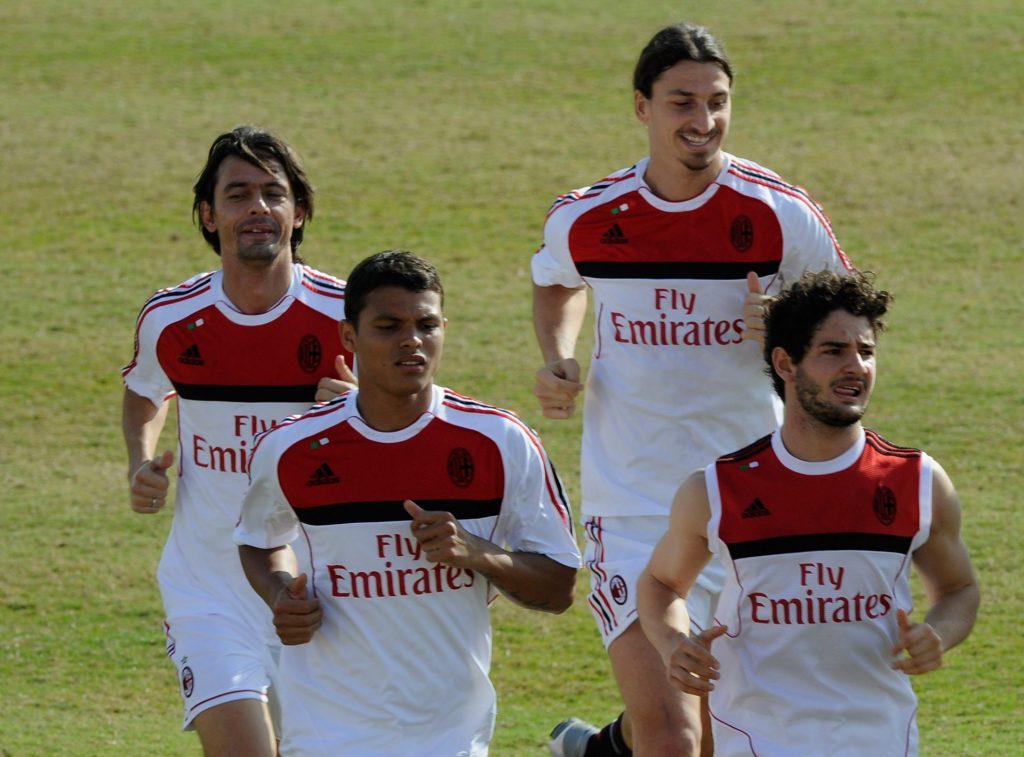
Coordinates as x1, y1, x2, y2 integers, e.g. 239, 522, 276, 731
1, 0, 1021, 754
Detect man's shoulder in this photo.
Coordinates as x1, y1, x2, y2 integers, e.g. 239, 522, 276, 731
545, 161, 643, 220
439, 388, 521, 423
253, 392, 354, 454
720, 154, 824, 209
292, 264, 347, 315
135, 269, 220, 325
296, 264, 346, 295
437, 388, 537, 442
716, 433, 774, 466
863, 428, 923, 459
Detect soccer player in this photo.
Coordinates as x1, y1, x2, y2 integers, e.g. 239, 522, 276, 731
534, 22, 853, 756
637, 270, 979, 756
121, 126, 355, 756
235, 250, 581, 756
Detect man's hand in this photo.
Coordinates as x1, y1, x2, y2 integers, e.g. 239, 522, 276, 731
533, 358, 584, 419
740, 272, 773, 347
315, 355, 358, 402
271, 573, 322, 645
404, 500, 481, 567
891, 608, 944, 674
665, 625, 728, 695
129, 450, 174, 514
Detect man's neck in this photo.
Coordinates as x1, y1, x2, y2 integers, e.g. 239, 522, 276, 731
355, 386, 434, 432
221, 257, 294, 315
779, 415, 863, 463
642, 154, 724, 202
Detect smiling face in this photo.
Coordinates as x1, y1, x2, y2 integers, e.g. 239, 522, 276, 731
635, 59, 731, 197
199, 155, 305, 268
341, 286, 446, 409
784, 309, 877, 428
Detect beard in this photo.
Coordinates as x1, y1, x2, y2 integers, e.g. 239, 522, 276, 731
794, 367, 867, 428
236, 241, 281, 265
234, 220, 285, 265
679, 145, 719, 173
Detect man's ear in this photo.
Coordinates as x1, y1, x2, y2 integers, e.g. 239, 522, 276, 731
771, 346, 796, 385
340, 319, 357, 354
293, 202, 307, 230
199, 200, 216, 232
634, 90, 650, 124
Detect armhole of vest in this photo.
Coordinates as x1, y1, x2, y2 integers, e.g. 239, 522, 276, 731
705, 464, 723, 550
911, 454, 934, 552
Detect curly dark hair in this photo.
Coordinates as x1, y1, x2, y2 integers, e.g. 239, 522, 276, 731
764, 270, 892, 398
192, 125, 314, 261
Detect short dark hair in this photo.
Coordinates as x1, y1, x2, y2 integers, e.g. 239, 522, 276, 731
633, 22, 733, 98
192, 125, 314, 261
344, 250, 445, 326
764, 271, 892, 398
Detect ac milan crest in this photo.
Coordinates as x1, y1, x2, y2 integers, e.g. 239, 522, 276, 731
609, 575, 628, 605
873, 486, 897, 525
298, 334, 323, 373
730, 215, 754, 252
448, 448, 474, 487
181, 665, 195, 698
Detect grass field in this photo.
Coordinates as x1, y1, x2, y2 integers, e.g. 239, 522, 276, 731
1, 0, 1021, 754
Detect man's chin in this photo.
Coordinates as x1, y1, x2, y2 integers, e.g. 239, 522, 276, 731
237, 245, 284, 265
680, 153, 718, 173
818, 406, 866, 428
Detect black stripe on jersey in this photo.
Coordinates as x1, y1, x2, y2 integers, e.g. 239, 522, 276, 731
301, 268, 346, 295
295, 497, 503, 525
172, 382, 318, 402
576, 260, 780, 280
718, 434, 772, 464
865, 430, 921, 458
730, 163, 809, 200
148, 273, 214, 303
728, 532, 912, 559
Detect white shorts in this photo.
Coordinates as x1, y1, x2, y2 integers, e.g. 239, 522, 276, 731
164, 611, 280, 731
583, 515, 720, 648
157, 537, 281, 730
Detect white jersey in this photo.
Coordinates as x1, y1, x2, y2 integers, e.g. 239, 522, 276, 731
532, 153, 852, 523
123, 264, 349, 638
234, 385, 580, 756
706, 429, 930, 756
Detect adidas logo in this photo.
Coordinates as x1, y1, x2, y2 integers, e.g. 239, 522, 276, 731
178, 344, 204, 365
307, 462, 339, 486
741, 498, 771, 518
600, 223, 628, 245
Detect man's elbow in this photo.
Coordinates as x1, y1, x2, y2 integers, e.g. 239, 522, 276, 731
546, 566, 577, 615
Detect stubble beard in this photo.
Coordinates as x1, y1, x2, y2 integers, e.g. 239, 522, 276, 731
236, 242, 283, 266
234, 222, 287, 267
794, 368, 866, 428
678, 141, 721, 175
